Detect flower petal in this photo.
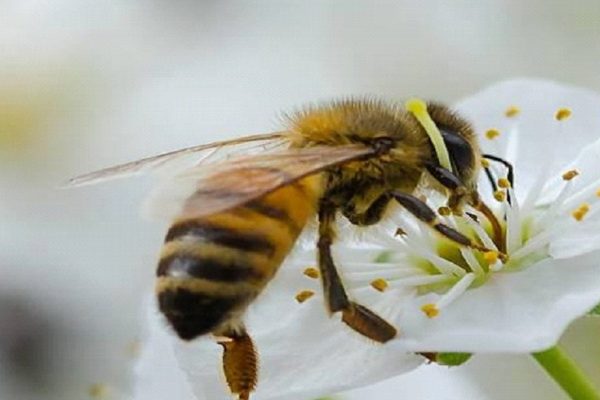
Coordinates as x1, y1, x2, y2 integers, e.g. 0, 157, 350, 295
389, 251, 600, 353
172, 267, 422, 400
456, 79, 600, 196
133, 306, 197, 400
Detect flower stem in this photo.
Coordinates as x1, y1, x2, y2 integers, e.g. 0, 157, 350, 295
532, 346, 600, 400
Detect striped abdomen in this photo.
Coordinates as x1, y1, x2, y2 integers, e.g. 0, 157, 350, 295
156, 176, 322, 340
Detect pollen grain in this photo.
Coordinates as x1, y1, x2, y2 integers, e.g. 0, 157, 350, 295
421, 303, 440, 318
295, 290, 315, 303
370, 278, 389, 292
303, 267, 319, 279
505, 105, 521, 118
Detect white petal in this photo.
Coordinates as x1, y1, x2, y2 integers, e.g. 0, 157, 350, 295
389, 251, 600, 353
174, 267, 423, 400
133, 306, 198, 400
456, 79, 600, 196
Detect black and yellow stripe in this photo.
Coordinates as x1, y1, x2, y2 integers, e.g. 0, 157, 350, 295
157, 175, 322, 340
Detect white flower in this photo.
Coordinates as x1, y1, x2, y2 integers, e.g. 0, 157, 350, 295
134, 79, 600, 399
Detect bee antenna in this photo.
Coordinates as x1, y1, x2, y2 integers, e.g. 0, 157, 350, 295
482, 154, 514, 188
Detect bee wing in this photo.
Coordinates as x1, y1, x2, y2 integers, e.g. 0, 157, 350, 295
65, 132, 287, 187
143, 144, 373, 220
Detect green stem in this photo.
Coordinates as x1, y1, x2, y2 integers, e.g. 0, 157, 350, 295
532, 346, 600, 400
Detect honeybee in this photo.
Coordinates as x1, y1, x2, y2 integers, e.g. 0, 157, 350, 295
68, 98, 505, 400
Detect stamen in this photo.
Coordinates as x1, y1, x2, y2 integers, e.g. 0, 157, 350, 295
572, 203, 590, 221
461, 212, 497, 251
497, 178, 511, 188
473, 201, 505, 252
295, 290, 315, 303
423, 273, 476, 317
387, 275, 452, 287
303, 267, 319, 279
485, 128, 501, 140
370, 278, 389, 292
555, 107, 572, 121
438, 273, 476, 306
405, 98, 452, 171
505, 105, 521, 118
483, 251, 499, 264
481, 158, 491, 168
494, 190, 506, 202
421, 303, 439, 318
562, 169, 579, 181
438, 206, 452, 216
484, 251, 503, 271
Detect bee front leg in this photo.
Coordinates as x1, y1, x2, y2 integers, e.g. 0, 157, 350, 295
391, 191, 502, 256
317, 204, 397, 343
216, 328, 258, 400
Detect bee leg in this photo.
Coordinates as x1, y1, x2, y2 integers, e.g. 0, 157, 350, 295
424, 162, 469, 212
425, 163, 506, 251
391, 191, 502, 256
216, 329, 258, 400
317, 204, 397, 343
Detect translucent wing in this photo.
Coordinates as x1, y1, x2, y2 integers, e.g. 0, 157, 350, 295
144, 144, 374, 221
66, 132, 287, 187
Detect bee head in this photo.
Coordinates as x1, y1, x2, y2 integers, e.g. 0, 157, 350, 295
426, 103, 482, 206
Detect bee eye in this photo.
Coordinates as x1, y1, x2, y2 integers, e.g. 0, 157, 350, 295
373, 137, 394, 153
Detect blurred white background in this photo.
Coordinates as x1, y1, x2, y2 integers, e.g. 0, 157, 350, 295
1, 1, 600, 399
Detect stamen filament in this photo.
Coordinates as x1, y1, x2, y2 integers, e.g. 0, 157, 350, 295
436, 273, 476, 309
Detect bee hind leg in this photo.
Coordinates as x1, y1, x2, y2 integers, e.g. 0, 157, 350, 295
318, 205, 397, 343
216, 328, 258, 400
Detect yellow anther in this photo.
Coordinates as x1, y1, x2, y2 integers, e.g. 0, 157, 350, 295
481, 158, 491, 168
555, 107, 572, 121
88, 384, 109, 399
370, 278, 389, 292
405, 98, 452, 171
572, 203, 590, 221
438, 206, 452, 216
493, 190, 506, 202
485, 128, 501, 140
562, 169, 579, 181
505, 105, 521, 118
497, 178, 511, 188
421, 303, 440, 318
295, 290, 315, 303
483, 251, 499, 265
303, 267, 319, 279
596, 188, 600, 197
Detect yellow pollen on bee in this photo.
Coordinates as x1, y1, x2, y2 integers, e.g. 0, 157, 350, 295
295, 290, 315, 303
438, 206, 452, 216
421, 303, 440, 318
497, 178, 511, 188
483, 251, 499, 265
562, 169, 579, 181
88, 384, 109, 399
370, 278, 389, 292
555, 107, 572, 121
303, 267, 319, 279
485, 129, 501, 140
481, 158, 491, 168
572, 203, 590, 221
493, 190, 506, 202
505, 105, 521, 118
